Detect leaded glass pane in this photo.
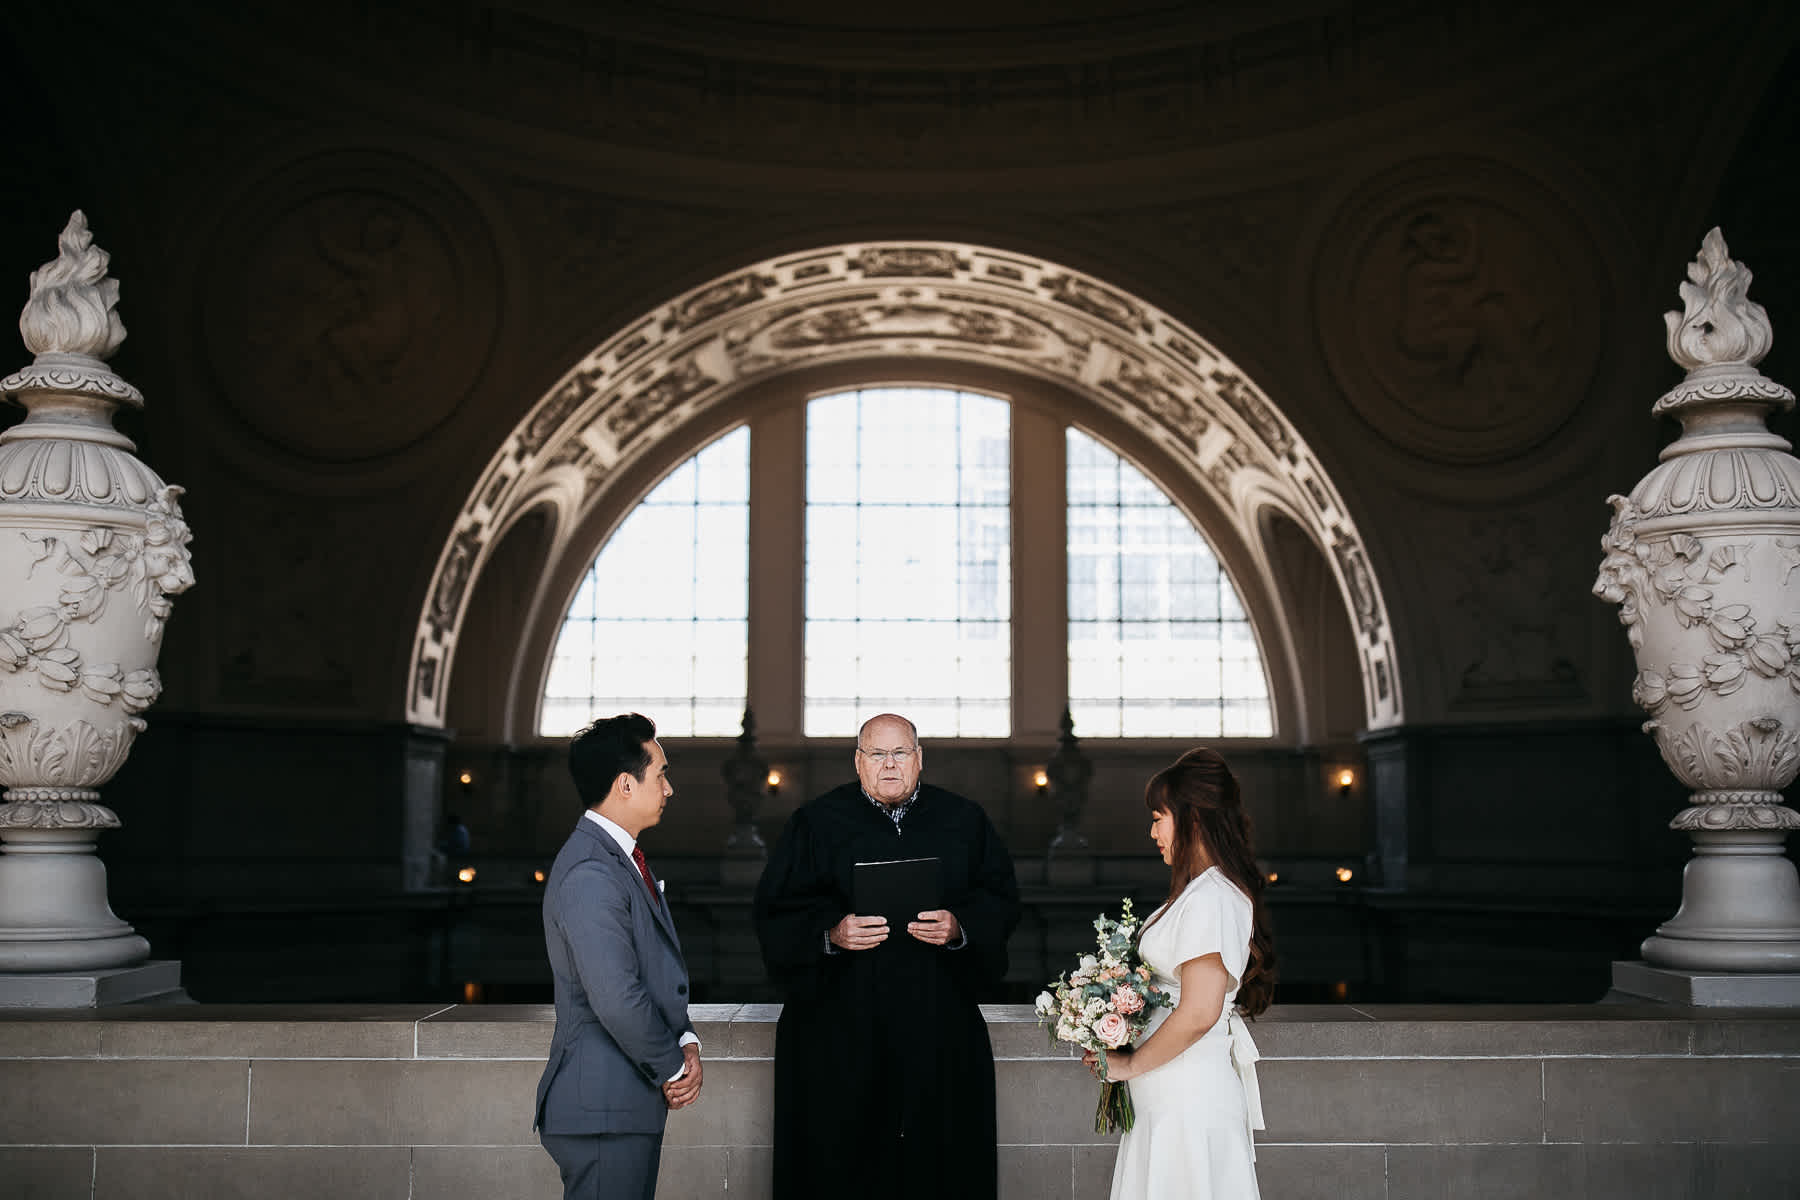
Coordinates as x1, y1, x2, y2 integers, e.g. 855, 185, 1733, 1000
538, 426, 750, 737
804, 388, 1011, 738
1066, 427, 1272, 738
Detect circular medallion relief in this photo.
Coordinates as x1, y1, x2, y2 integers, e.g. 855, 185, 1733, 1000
1315, 159, 1600, 464
205, 153, 499, 462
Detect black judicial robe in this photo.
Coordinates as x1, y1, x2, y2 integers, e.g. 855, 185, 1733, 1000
753, 781, 1021, 1200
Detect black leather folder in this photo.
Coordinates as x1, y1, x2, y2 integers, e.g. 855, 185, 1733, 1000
852, 856, 942, 925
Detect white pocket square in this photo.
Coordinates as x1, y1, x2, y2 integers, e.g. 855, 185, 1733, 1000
658, 879, 666, 895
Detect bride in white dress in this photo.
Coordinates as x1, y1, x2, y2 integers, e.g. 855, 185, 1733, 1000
1082, 748, 1277, 1199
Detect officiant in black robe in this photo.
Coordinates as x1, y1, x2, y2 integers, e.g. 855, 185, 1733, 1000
753, 713, 1021, 1200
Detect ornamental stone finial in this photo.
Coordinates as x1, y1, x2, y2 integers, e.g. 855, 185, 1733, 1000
19, 211, 127, 362
1663, 227, 1774, 372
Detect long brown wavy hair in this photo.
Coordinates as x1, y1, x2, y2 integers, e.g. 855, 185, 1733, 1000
1139, 747, 1277, 1018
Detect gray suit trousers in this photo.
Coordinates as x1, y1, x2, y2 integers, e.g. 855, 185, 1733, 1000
540, 1131, 663, 1200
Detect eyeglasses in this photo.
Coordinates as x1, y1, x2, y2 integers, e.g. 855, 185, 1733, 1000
858, 747, 916, 764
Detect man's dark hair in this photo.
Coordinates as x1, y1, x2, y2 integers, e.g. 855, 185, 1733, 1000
569, 713, 657, 809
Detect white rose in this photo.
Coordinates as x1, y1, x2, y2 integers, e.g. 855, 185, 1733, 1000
1034, 991, 1055, 1017
1079, 955, 1098, 971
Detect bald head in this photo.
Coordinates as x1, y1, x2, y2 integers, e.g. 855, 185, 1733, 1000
855, 713, 923, 805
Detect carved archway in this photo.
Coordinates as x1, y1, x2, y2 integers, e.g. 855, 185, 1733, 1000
408, 243, 1402, 731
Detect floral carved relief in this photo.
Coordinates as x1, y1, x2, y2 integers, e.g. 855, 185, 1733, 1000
0, 711, 144, 796
1597, 497, 1800, 718
1, 483, 187, 718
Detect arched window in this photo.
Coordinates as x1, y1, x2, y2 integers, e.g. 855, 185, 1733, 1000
538, 426, 750, 737
1066, 428, 1272, 737
539, 388, 1273, 741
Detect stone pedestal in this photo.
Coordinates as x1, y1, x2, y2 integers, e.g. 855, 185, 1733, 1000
0, 959, 187, 1007
1609, 959, 1800, 1007
1045, 852, 1098, 888
719, 854, 766, 889
0, 214, 195, 998
0, 825, 148, 971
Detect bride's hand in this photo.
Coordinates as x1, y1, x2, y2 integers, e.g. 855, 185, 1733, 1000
1081, 1048, 1135, 1082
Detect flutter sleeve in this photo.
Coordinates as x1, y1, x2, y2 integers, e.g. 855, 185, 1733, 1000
1164, 877, 1253, 991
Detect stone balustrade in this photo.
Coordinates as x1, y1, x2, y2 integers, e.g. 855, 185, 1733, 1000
2, 1003, 1798, 1198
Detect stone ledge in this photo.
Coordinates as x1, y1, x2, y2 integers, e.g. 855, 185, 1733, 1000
1, 1002, 1796, 1061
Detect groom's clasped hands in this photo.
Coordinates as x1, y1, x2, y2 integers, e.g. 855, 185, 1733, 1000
663, 1042, 704, 1111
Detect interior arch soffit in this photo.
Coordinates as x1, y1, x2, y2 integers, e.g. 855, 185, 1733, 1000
409, 242, 1402, 731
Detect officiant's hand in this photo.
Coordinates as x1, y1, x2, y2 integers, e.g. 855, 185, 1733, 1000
830, 913, 889, 950
664, 1044, 703, 1110
907, 909, 961, 946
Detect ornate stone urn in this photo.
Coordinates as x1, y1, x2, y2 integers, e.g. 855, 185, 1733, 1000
1594, 228, 1800, 972
0, 213, 194, 972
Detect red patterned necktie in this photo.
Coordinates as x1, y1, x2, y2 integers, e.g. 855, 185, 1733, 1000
631, 845, 661, 906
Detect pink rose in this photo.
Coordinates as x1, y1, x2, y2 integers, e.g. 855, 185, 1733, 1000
1094, 1011, 1130, 1048
1111, 986, 1144, 1015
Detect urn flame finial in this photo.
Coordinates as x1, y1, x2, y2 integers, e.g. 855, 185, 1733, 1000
19, 211, 126, 362
1664, 227, 1774, 373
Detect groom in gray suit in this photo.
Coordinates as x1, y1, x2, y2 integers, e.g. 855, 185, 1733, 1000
535, 713, 703, 1200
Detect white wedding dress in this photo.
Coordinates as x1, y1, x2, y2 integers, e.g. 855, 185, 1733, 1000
1109, 867, 1264, 1199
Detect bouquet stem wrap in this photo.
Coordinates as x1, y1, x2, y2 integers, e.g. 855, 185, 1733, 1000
1094, 1077, 1135, 1134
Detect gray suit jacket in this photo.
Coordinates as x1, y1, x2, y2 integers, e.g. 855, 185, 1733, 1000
535, 816, 695, 1136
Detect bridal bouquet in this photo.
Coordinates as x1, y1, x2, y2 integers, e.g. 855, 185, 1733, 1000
1034, 897, 1173, 1133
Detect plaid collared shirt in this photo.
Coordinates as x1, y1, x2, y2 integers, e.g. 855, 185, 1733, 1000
864, 783, 921, 828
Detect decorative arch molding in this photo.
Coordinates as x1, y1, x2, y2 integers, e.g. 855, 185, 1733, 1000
407, 243, 1403, 731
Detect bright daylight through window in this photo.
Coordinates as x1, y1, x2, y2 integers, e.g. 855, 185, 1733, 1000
1067, 428, 1271, 737
804, 387, 1011, 738
539, 393, 1272, 742
539, 426, 750, 737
